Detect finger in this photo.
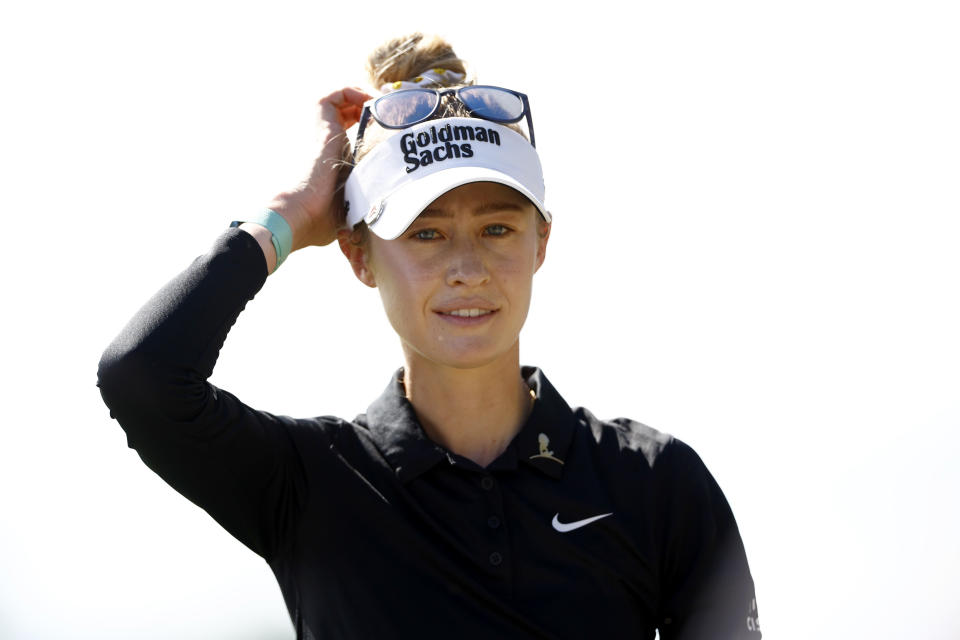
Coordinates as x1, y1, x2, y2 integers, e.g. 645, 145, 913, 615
341, 86, 374, 106
318, 87, 374, 130
339, 104, 364, 123
319, 86, 373, 110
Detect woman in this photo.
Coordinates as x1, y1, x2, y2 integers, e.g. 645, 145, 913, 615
98, 33, 760, 639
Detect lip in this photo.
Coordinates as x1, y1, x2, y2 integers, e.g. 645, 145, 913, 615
434, 309, 499, 327
433, 298, 499, 313
433, 299, 500, 326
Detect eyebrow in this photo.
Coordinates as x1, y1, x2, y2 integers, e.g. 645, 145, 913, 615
418, 202, 527, 218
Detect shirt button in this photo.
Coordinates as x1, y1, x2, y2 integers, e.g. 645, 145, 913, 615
487, 515, 501, 529
489, 552, 503, 566
480, 476, 495, 490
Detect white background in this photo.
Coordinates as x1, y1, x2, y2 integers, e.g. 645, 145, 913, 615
2, 1, 958, 638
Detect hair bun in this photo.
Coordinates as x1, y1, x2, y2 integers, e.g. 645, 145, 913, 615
366, 33, 469, 90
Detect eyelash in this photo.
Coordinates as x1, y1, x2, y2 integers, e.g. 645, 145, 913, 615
412, 229, 440, 241
410, 225, 512, 241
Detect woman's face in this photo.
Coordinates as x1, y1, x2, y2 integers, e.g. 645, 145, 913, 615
353, 181, 549, 372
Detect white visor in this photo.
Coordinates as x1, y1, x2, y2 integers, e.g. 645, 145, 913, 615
344, 117, 548, 240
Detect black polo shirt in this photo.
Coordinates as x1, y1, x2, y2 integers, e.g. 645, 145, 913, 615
98, 229, 760, 639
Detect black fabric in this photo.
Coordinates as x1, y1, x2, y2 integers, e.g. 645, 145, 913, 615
98, 229, 761, 639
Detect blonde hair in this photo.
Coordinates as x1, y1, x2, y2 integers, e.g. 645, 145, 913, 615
366, 33, 470, 90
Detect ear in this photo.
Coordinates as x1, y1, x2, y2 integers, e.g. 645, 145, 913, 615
337, 229, 377, 288
533, 217, 551, 273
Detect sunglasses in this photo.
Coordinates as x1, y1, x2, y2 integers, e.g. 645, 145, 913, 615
354, 85, 535, 159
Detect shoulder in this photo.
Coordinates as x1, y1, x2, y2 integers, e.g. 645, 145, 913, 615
281, 413, 372, 445
281, 412, 391, 463
571, 408, 723, 511
571, 408, 743, 541
574, 407, 706, 472
263, 413, 365, 460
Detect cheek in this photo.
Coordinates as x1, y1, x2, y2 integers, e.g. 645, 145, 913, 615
487, 247, 538, 322
371, 250, 434, 327
376, 277, 418, 340
493, 236, 541, 283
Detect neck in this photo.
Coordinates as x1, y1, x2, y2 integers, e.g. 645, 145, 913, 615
402, 344, 532, 468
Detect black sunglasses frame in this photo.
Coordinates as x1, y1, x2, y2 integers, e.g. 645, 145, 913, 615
353, 85, 535, 161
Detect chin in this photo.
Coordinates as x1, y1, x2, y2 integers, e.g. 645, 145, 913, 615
406, 337, 519, 372
435, 347, 506, 371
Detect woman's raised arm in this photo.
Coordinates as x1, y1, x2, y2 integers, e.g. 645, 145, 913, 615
95, 87, 371, 558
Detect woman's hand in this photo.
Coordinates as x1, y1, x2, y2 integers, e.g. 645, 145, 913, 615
267, 87, 373, 252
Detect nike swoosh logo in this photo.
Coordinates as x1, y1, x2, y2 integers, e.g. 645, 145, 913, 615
552, 512, 613, 533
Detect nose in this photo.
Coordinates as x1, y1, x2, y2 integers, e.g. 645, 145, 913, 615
445, 237, 490, 287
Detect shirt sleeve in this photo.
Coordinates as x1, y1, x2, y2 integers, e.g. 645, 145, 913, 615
96, 228, 311, 561
655, 440, 761, 640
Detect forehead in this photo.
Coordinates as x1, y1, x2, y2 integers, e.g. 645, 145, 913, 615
418, 182, 535, 218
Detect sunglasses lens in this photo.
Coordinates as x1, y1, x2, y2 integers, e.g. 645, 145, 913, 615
457, 87, 524, 122
373, 90, 438, 127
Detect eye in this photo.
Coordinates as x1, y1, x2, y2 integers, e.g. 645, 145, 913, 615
484, 224, 511, 237
411, 228, 441, 241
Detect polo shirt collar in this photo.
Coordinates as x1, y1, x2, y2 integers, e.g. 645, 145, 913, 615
363, 367, 577, 483
365, 370, 448, 483
512, 367, 576, 479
